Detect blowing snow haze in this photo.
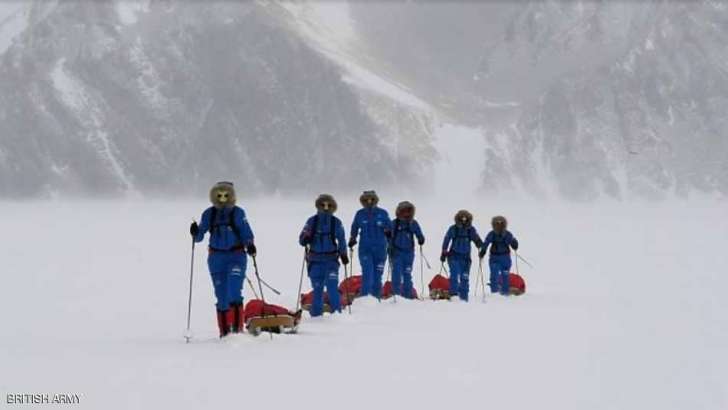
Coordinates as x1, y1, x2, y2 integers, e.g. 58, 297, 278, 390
0, 1, 726, 199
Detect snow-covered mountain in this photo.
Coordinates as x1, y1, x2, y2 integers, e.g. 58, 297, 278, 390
0, 1, 725, 200
351, 1, 728, 200
0, 1, 435, 198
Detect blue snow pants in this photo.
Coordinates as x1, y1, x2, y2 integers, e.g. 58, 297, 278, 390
208, 250, 247, 311
448, 255, 472, 301
308, 259, 341, 317
489, 254, 512, 294
391, 251, 415, 298
359, 245, 387, 298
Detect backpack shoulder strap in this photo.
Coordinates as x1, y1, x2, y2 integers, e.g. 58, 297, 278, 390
209, 207, 218, 234
313, 214, 320, 233
229, 207, 242, 243
330, 216, 337, 247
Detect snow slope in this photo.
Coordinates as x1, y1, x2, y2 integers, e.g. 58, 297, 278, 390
277, 1, 431, 112
1, 197, 726, 409
0, 2, 29, 55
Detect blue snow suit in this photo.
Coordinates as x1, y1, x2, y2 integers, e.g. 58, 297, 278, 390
482, 230, 519, 294
441, 224, 482, 301
299, 212, 348, 317
194, 206, 254, 311
350, 207, 392, 298
390, 218, 425, 298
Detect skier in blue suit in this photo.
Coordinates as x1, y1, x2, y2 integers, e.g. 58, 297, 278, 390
440, 210, 483, 301
479, 215, 519, 295
299, 194, 349, 317
190, 181, 256, 337
349, 190, 393, 298
390, 201, 425, 299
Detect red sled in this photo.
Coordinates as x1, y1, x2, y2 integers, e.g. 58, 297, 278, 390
428, 274, 451, 300
300, 290, 352, 313
381, 281, 419, 299
244, 299, 301, 335
508, 273, 526, 295
339, 275, 363, 300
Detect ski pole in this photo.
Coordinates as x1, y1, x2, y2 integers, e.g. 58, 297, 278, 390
516, 252, 534, 269
478, 258, 486, 303
419, 245, 425, 299
251, 255, 273, 339
420, 246, 432, 270
474, 258, 480, 298
386, 256, 397, 304
251, 256, 267, 304
246, 276, 260, 300
184, 237, 195, 344
348, 247, 357, 309
257, 276, 281, 295
514, 250, 520, 274
295, 248, 307, 312
343, 252, 352, 315
439, 261, 449, 278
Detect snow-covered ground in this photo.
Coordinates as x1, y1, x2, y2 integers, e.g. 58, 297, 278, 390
1, 196, 726, 409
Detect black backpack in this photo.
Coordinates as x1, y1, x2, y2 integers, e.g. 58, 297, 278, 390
393, 219, 413, 244
312, 213, 337, 248
450, 226, 473, 252
209, 207, 242, 243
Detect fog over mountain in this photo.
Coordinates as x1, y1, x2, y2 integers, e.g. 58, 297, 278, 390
353, 1, 728, 200
0, 1, 725, 199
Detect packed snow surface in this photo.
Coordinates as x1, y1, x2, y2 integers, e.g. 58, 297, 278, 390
1, 197, 726, 409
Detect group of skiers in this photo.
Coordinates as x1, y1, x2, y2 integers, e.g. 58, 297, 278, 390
190, 181, 520, 337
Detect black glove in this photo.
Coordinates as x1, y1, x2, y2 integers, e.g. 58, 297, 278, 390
246, 243, 257, 257
348, 238, 357, 248
189, 222, 199, 237
418, 237, 425, 246
340, 253, 349, 265
478, 248, 487, 259
440, 251, 448, 262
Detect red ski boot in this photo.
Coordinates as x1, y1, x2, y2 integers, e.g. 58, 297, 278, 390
216, 309, 233, 338
231, 302, 245, 333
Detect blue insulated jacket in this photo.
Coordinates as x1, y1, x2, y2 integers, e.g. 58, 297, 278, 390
391, 219, 425, 253
442, 225, 481, 256
300, 212, 347, 261
482, 230, 519, 256
350, 207, 392, 248
195, 206, 254, 250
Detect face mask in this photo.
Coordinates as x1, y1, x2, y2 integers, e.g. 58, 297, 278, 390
216, 191, 229, 203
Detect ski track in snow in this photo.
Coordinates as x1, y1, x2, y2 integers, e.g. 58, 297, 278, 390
1, 198, 726, 409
